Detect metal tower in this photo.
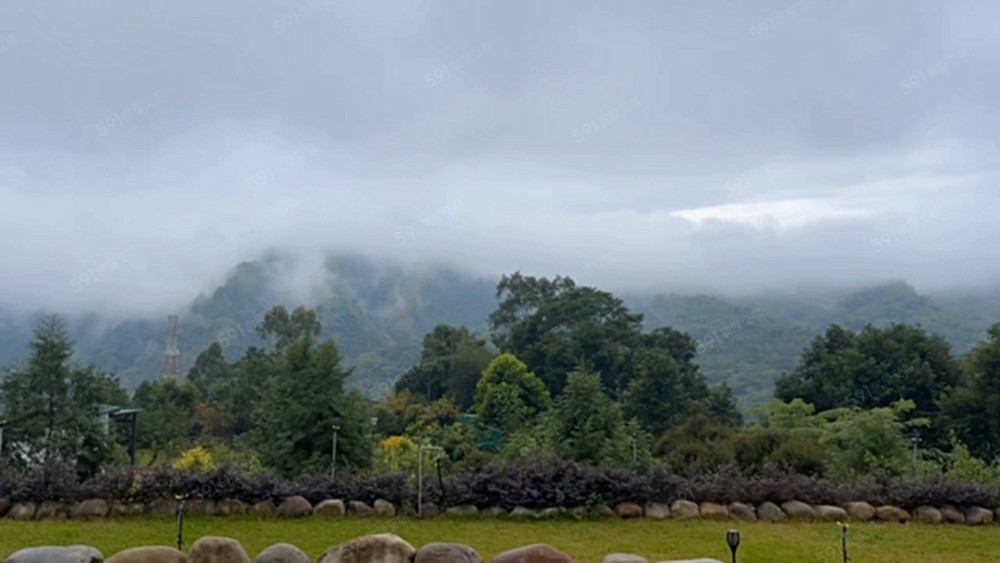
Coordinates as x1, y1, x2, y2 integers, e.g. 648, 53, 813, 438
163, 315, 180, 379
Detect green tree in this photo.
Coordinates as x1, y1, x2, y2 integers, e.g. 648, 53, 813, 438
187, 341, 230, 398
249, 331, 372, 477
0, 317, 127, 475
942, 324, 1000, 460
775, 323, 961, 447
489, 273, 643, 395
395, 324, 493, 408
474, 353, 551, 434
133, 378, 200, 464
547, 370, 630, 465
257, 304, 321, 350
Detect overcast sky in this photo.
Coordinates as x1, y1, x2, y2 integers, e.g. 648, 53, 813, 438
1, 0, 998, 316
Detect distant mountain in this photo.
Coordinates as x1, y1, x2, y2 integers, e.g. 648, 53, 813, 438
0, 257, 997, 411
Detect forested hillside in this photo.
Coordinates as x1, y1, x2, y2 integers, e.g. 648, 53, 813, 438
0, 255, 996, 410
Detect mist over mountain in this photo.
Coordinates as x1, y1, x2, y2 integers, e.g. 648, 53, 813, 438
1, 252, 996, 410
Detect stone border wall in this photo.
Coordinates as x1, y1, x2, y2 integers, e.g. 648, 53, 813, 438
1, 496, 997, 525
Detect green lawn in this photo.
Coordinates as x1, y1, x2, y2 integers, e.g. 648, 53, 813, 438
1, 517, 997, 562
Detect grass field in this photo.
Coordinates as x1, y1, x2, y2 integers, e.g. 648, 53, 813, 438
2, 517, 999, 562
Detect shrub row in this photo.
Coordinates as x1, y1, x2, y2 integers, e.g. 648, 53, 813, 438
2, 457, 998, 509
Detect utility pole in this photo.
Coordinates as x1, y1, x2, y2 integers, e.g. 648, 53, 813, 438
331, 425, 340, 478
417, 445, 443, 517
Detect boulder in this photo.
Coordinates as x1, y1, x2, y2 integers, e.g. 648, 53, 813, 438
965, 506, 994, 526
875, 505, 910, 523
255, 543, 310, 563
420, 502, 440, 518
644, 503, 670, 520
71, 498, 110, 520
278, 496, 312, 518
510, 506, 539, 519
147, 499, 180, 517
592, 504, 615, 519
349, 500, 375, 517
314, 499, 346, 517
482, 506, 507, 517
940, 504, 965, 524
110, 501, 146, 517
781, 501, 815, 520
188, 536, 251, 563
107, 546, 187, 563
912, 506, 943, 524
727, 502, 756, 521
492, 544, 574, 563
35, 501, 70, 520
756, 501, 786, 522
657, 560, 723, 563
374, 499, 396, 518
445, 504, 479, 517
6, 546, 103, 563
8, 502, 37, 520
567, 507, 588, 520
814, 505, 847, 521
249, 501, 275, 516
614, 502, 643, 519
669, 500, 699, 519
317, 533, 415, 563
604, 555, 648, 563
414, 543, 484, 563
186, 499, 217, 516
843, 502, 875, 521
538, 507, 563, 519
698, 502, 728, 520
216, 499, 246, 517
0, 498, 11, 518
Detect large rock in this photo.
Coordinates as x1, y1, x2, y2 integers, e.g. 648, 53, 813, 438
278, 496, 312, 518
8, 502, 37, 520
110, 501, 146, 517
539, 508, 563, 519
644, 503, 670, 520
875, 505, 910, 523
255, 543, 310, 563
6, 546, 103, 563
148, 499, 180, 517
727, 502, 756, 521
36, 501, 70, 520
349, 500, 375, 517
781, 500, 815, 520
756, 501, 785, 522
603, 555, 647, 563
414, 543, 484, 563
420, 502, 440, 518
482, 506, 507, 517
940, 504, 965, 523
107, 546, 187, 563
189, 536, 251, 563
843, 502, 875, 521
250, 501, 275, 516
317, 533, 415, 563
814, 505, 847, 521
657, 560, 723, 563
510, 506, 539, 519
912, 506, 943, 524
698, 502, 728, 520
0, 498, 11, 517
374, 499, 396, 518
445, 504, 480, 518
492, 544, 574, 563
669, 500, 699, 519
216, 499, 246, 517
71, 498, 110, 520
965, 506, 994, 526
314, 500, 346, 517
614, 502, 643, 519
186, 500, 217, 516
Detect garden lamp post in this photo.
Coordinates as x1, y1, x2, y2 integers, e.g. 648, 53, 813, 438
839, 522, 849, 563
0, 417, 6, 458
726, 529, 740, 563
331, 424, 340, 479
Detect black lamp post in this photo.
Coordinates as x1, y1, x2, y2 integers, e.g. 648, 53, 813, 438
726, 529, 740, 563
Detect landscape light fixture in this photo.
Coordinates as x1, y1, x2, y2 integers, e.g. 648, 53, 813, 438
108, 407, 141, 466
175, 494, 187, 552
0, 417, 7, 457
726, 529, 740, 563
331, 424, 341, 479
838, 522, 849, 563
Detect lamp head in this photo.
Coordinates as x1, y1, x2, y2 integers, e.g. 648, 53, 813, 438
726, 529, 740, 550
